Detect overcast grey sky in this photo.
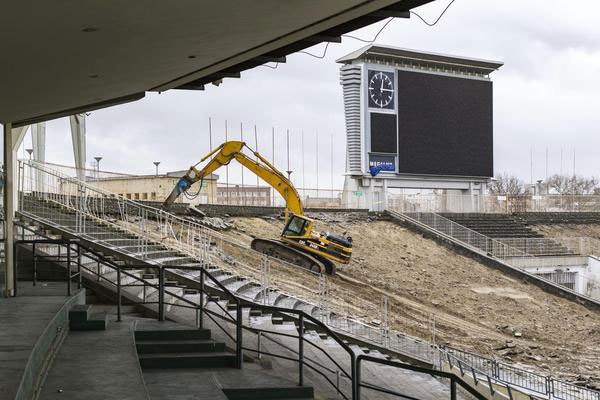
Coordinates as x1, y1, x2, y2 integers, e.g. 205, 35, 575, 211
25, 0, 600, 189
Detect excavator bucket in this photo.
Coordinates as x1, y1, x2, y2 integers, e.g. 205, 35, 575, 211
162, 170, 193, 209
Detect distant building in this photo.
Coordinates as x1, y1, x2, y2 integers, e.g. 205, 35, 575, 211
304, 195, 341, 208
89, 171, 218, 205
217, 185, 272, 206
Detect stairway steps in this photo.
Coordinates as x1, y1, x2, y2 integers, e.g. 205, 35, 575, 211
136, 339, 225, 353
135, 328, 211, 341
69, 304, 91, 322
138, 351, 236, 369
222, 386, 314, 400
70, 312, 108, 331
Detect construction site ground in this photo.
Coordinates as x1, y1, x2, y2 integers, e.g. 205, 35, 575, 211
216, 212, 600, 388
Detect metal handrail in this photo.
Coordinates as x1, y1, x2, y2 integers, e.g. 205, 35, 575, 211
356, 355, 487, 400
13, 237, 356, 397
16, 237, 471, 400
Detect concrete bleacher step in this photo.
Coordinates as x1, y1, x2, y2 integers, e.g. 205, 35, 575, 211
69, 304, 91, 322
249, 309, 262, 317
135, 328, 212, 341
69, 304, 108, 331
221, 387, 314, 400
70, 314, 108, 331
136, 339, 225, 354
138, 351, 236, 369
215, 370, 315, 400
134, 322, 235, 369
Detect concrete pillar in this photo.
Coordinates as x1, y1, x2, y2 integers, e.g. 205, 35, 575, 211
32, 122, 45, 162
32, 122, 45, 191
11, 126, 28, 206
382, 179, 388, 210
69, 114, 86, 181
3, 123, 14, 297
2, 124, 28, 297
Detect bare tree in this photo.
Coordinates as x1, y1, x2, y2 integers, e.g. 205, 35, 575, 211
546, 174, 599, 195
489, 173, 525, 195
546, 174, 570, 194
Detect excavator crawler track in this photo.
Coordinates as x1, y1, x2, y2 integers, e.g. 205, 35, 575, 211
250, 238, 336, 275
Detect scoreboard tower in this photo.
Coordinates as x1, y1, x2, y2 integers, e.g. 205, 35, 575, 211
337, 45, 503, 211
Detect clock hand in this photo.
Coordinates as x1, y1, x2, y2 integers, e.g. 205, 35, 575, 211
380, 78, 383, 92
381, 88, 394, 92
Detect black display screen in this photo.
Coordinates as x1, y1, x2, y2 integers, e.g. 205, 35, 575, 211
370, 112, 397, 153
396, 70, 493, 177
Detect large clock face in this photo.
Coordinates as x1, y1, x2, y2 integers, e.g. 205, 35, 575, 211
368, 70, 395, 109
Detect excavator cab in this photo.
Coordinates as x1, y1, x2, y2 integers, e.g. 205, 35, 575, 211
282, 214, 313, 238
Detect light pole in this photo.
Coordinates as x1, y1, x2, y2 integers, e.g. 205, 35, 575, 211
94, 157, 102, 179
25, 148, 33, 160
153, 161, 161, 176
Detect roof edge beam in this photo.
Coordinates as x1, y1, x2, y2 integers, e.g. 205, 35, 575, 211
301, 35, 342, 44
12, 92, 145, 128
371, 9, 410, 18
213, 72, 241, 79
254, 55, 287, 64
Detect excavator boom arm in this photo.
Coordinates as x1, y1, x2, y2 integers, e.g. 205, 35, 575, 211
163, 141, 303, 215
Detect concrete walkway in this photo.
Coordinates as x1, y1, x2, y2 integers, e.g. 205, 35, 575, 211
39, 312, 149, 400
0, 282, 77, 400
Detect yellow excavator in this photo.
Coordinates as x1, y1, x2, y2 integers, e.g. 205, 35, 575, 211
162, 141, 352, 274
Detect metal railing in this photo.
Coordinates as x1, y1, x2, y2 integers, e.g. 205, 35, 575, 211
389, 209, 600, 298
32, 160, 369, 210
13, 237, 481, 400
389, 193, 600, 213
18, 160, 332, 306
495, 237, 600, 258
444, 346, 600, 400
388, 209, 585, 272
356, 355, 486, 400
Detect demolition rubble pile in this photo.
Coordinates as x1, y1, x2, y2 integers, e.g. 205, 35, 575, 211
215, 212, 600, 387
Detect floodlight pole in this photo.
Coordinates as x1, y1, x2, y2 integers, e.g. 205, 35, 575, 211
225, 120, 229, 205
94, 156, 102, 179
153, 161, 160, 176
240, 123, 245, 206
254, 125, 259, 206
286, 129, 292, 181
271, 127, 275, 206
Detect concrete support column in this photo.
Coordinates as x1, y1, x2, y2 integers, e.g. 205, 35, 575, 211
69, 114, 86, 181
31, 122, 46, 163
3, 122, 15, 297
382, 179, 388, 210
32, 122, 45, 191
3, 124, 28, 297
